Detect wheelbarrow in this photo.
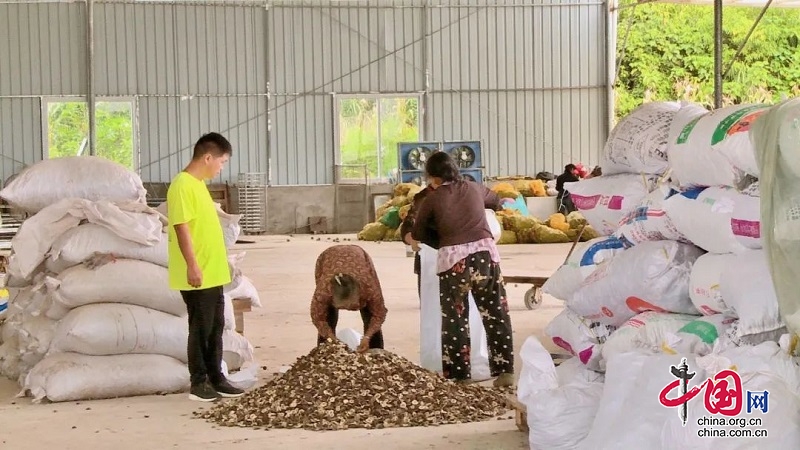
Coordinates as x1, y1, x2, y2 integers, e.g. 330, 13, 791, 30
503, 224, 587, 310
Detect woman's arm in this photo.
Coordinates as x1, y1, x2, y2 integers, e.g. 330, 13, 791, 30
410, 193, 435, 244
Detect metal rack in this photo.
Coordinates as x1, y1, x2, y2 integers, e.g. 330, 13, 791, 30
237, 172, 268, 235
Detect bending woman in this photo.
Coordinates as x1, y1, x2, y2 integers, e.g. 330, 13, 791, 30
410, 152, 514, 387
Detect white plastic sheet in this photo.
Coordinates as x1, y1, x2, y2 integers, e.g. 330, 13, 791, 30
752, 98, 800, 338
418, 244, 490, 381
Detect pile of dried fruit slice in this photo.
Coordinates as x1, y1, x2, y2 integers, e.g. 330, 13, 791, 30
196, 341, 509, 430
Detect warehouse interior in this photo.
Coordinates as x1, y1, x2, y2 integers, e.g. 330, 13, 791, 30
0, 0, 612, 233
2, 0, 800, 449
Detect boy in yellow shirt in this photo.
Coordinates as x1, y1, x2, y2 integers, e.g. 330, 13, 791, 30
167, 132, 243, 402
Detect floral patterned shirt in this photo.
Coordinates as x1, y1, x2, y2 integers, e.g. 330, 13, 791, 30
310, 245, 388, 339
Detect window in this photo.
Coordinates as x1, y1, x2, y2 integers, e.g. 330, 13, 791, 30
336, 95, 421, 183
43, 98, 137, 170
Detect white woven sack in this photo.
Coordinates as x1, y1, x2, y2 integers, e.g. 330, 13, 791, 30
564, 174, 658, 236
45, 259, 186, 319
668, 103, 769, 188
542, 236, 627, 302
0, 156, 147, 214
730, 183, 761, 250
224, 275, 262, 308
518, 337, 604, 450
222, 329, 255, 371
720, 250, 784, 337
544, 308, 615, 371
614, 184, 687, 247
601, 101, 680, 175
664, 186, 751, 254
569, 240, 704, 327
23, 352, 189, 403
49, 303, 189, 363
688, 253, 737, 315
661, 314, 734, 356
600, 311, 696, 365
46, 224, 168, 273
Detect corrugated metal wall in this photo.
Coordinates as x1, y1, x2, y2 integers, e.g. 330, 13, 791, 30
0, 2, 85, 182
0, 0, 610, 186
92, 2, 269, 182
0, 1, 268, 184
269, 0, 609, 184
427, 2, 608, 176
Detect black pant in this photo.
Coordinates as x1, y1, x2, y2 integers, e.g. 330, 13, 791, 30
558, 192, 577, 215
316, 305, 385, 349
181, 286, 225, 387
439, 251, 514, 380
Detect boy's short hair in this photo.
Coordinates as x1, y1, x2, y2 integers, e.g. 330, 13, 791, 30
193, 132, 233, 160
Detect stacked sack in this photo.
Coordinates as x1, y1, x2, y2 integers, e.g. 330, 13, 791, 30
544, 101, 785, 373
518, 101, 800, 449
357, 183, 423, 242
0, 156, 258, 403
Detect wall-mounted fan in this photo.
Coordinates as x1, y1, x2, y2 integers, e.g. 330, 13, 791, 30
398, 142, 441, 171
443, 141, 482, 170
407, 147, 433, 170
460, 169, 483, 184
449, 145, 476, 168
401, 171, 426, 186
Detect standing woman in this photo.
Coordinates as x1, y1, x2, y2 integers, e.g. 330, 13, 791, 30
410, 152, 515, 387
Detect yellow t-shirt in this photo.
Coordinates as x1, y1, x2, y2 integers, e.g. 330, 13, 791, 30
167, 171, 231, 291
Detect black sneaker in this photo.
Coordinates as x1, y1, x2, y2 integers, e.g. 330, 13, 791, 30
189, 381, 220, 402
213, 379, 245, 398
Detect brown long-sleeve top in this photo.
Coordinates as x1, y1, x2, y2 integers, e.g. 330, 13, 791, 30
309, 245, 388, 340
400, 185, 437, 248
411, 180, 501, 248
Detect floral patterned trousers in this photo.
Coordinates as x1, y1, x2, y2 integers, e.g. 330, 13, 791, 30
439, 251, 514, 380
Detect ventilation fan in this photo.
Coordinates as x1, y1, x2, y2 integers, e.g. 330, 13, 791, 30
443, 141, 482, 170
398, 142, 441, 171
449, 145, 476, 168
460, 169, 484, 184
401, 171, 426, 186
406, 147, 433, 170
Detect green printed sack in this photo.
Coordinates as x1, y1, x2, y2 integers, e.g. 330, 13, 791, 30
667, 103, 770, 188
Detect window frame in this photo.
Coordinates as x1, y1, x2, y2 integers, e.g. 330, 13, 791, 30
332, 92, 423, 184
40, 96, 140, 172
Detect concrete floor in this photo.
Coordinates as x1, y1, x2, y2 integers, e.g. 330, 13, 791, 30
0, 236, 572, 450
